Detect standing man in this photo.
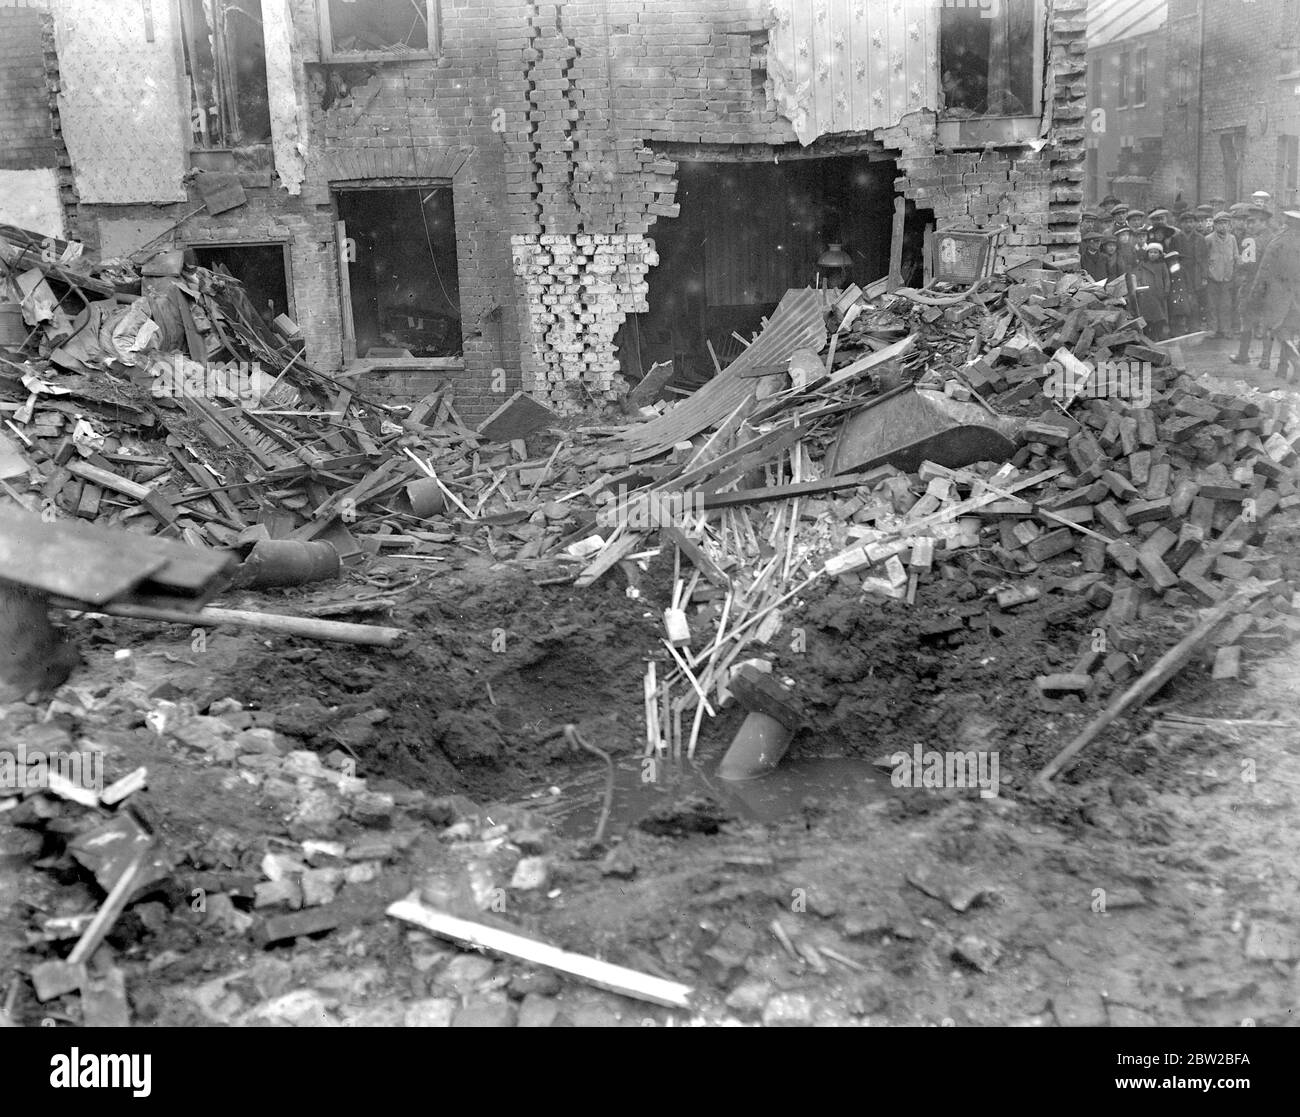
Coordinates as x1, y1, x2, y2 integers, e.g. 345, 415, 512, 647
1248, 209, 1300, 381
1173, 209, 1209, 328
1230, 205, 1271, 366
1205, 211, 1239, 339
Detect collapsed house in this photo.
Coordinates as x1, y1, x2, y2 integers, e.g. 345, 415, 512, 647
6, 1, 1300, 1034
3, 0, 1088, 418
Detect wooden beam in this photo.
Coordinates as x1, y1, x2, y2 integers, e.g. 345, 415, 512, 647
660, 523, 729, 589
52, 599, 405, 647
887, 195, 905, 294
1036, 594, 1247, 787
387, 899, 693, 1009
700, 470, 889, 510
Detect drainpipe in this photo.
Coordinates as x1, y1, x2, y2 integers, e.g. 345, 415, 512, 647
1194, 0, 1206, 201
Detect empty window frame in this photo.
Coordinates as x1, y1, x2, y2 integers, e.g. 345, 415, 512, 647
190, 242, 293, 325
319, 0, 439, 63
1118, 51, 1130, 108
938, 0, 1041, 119
335, 186, 462, 362
179, 0, 271, 148
1133, 46, 1147, 106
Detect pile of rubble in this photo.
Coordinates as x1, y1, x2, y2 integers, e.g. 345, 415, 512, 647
0, 227, 547, 569
576, 270, 1300, 770
4, 218, 1299, 767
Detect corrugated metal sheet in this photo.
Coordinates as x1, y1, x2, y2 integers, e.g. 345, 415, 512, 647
617, 288, 831, 461
767, 0, 939, 146
53, 0, 187, 204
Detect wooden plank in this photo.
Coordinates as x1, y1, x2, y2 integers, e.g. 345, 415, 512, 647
477, 390, 557, 443
56, 599, 406, 646
168, 449, 246, 527
64, 459, 151, 501
338, 220, 357, 362
573, 531, 642, 589
887, 195, 905, 294
388, 899, 693, 1010
823, 334, 915, 389
660, 523, 729, 589
0, 506, 166, 604
1036, 593, 1248, 787
701, 470, 889, 510
173, 288, 208, 364
406, 389, 440, 426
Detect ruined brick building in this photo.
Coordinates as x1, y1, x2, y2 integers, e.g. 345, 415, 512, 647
2, 0, 1088, 418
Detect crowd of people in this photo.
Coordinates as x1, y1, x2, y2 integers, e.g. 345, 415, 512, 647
1078, 192, 1300, 381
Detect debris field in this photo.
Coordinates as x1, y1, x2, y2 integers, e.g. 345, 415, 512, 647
3, 226, 1300, 1028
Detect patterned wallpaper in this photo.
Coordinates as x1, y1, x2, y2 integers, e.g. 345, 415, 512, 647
767, 0, 941, 145
53, 0, 187, 203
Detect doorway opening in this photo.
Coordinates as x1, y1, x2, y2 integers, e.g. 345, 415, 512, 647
335, 186, 462, 362
190, 242, 291, 327
622, 154, 918, 385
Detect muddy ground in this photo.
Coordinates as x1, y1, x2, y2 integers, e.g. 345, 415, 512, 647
1, 338, 1298, 1028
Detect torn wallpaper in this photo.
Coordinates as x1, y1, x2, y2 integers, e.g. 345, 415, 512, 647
767, 0, 940, 145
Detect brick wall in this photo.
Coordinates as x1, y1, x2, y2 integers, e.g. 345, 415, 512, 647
496, 0, 1086, 411
0, 4, 57, 171
1157, 0, 1300, 208
62, 0, 1084, 417
0, 1, 77, 235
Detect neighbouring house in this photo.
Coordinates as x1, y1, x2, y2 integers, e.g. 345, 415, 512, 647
1084, 0, 1166, 209
1155, 0, 1300, 209
16, 0, 1088, 417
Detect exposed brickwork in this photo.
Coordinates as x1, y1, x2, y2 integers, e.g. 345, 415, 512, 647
0, 4, 58, 171
1157, 0, 1300, 208
47, 0, 1083, 417
0, 1, 77, 236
